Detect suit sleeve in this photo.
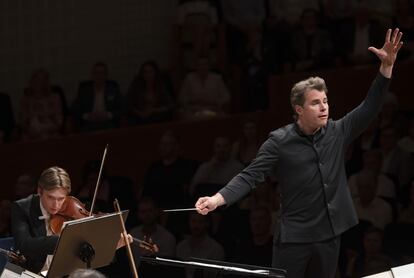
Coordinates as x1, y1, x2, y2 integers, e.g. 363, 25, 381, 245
218, 134, 279, 206
338, 73, 391, 146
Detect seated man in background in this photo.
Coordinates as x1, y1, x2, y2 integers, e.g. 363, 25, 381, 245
71, 62, 122, 132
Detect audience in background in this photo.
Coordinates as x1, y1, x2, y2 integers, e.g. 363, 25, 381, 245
71, 62, 122, 132
0, 92, 15, 143
348, 149, 396, 199
175, 0, 219, 72
353, 170, 393, 229
0, 200, 12, 237
345, 227, 393, 277
231, 121, 260, 166
14, 174, 36, 200
190, 136, 243, 197
290, 8, 334, 71
398, 181, 414, 224
232, 206, 273, 267
176, 212, 225, 278
19, 69, 64, 141
178, 56, 230, 119
126, 61, 174, 125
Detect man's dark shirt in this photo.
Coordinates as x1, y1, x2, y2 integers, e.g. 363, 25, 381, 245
219, 73, 390, 243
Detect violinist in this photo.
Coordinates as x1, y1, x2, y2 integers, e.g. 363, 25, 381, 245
11, 166, 132, 274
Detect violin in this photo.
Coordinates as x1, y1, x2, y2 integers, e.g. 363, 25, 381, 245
0, 247, 26, 265
49, 196, 90, 235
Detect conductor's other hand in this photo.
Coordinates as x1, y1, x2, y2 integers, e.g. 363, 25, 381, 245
195, 196, 219, 215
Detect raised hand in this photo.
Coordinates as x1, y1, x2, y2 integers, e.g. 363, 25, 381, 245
368, 28, 403, 77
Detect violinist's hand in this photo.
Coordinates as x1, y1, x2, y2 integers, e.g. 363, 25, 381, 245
195, 193, 226, 215
116, 233, 133, 249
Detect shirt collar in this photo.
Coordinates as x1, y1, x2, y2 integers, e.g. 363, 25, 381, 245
294, 121, 327, 140
39, 198, 50, 220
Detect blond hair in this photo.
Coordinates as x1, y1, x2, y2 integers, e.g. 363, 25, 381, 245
38, 166, 71, 193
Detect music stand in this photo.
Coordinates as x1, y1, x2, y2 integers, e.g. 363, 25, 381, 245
45, 211, 128, 278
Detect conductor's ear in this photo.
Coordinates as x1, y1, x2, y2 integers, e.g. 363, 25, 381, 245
295, 105, 303, 116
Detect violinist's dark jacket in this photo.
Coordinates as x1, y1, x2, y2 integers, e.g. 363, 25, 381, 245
11, 194, 58, 273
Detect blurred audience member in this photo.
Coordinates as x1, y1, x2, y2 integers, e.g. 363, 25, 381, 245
398, 117, 414, 153
19, 69, 64, 140
130, 197, 176, 259
179, 57, 230, 119
126, 61, 174, 125
393, 0, 414, 60
175, 0, 219, 71
353, 170, 392, 229
0, 92, 15, 143
345, 227, 392, 277
176, 212, 225, 278
348, 150, 395, 199
399, 180, 414, 224
0, 200, 12, 237
142, 131, 199, 209
14, 174, 36, 200
379, 126, 414, 188
231, 121, 260, 165
220, 0, 266, 64
232, 206, 273, 267
335, 3, 384, 66
71, 62, 122, 132
290, 9, 334, 71
268, 0, 320, 28
190, 136, 243, 197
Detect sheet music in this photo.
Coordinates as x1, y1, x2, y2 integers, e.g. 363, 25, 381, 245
391, 263, 414, 278
155, 257, 270, 275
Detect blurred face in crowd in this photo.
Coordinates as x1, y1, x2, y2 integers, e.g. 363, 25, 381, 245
38, 187, 68, 215
213, 137, 231, 162
14, 174, 36, 200
30, 69, 50, 95
189, 213, 209, 237
363, 231, 383, 256
362, 151, 382, 173
196, 57, 210, 77
249, 208, 271, 237
159, 133, 179, 161
138, 201, 158, 226
296, 89, 329, 133
379, 127, 397, 151
142, 64, 156, 83
357, 172, 377, 204
92, 64, 108, 86
243, 122, 257, 142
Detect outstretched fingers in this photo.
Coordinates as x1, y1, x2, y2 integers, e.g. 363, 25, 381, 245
391, 28, 399, 44
385, 28, 392, 43
394, 31, 403, 47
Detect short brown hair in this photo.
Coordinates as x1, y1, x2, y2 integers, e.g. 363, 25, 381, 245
38, 166, 71, 193
290, 76, 328, 114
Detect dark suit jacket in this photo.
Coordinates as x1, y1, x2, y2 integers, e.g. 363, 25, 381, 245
71, 80, 122, 130
11, 194, 58, 273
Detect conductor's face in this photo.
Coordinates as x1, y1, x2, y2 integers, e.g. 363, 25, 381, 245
38, 187, 67, 215
296, 89, 329, 132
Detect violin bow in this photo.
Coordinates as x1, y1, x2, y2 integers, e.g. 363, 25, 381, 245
114, 199, 139, 278
89, 144, 108, 217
